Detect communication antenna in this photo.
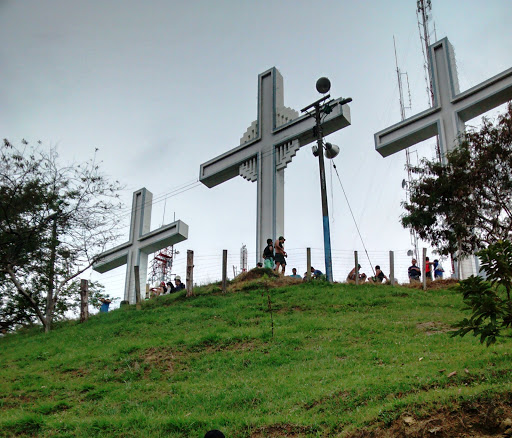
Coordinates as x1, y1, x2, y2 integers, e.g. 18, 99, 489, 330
240, 244, 248, 273
417, 0, 441, 161
394, 36, 419, 261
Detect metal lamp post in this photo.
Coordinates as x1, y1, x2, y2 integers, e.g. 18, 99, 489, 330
301, 78, 352, 283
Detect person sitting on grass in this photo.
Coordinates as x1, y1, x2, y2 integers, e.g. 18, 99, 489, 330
167, 276, 185, 293
289, 268, 302, 279
310, 266, 324, 279
368, 265, 388, 283
347, 264, 367, 282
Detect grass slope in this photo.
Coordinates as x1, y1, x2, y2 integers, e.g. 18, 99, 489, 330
1, 278, 511, 437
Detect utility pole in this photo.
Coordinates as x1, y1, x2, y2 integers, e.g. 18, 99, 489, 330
301, 77, 351, 283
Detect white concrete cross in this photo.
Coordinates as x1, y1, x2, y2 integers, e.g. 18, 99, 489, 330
375, 37, 512, 278
375, 37, 512, 162
93, 188, 188, 303
200, 67, 351, 262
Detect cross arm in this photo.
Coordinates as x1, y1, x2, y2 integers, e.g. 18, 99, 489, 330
455, 67, 512, 122
92, 242, 131, 273
199, 98, 351, 188
139, 220, 189, 254
374, 107, 440, 157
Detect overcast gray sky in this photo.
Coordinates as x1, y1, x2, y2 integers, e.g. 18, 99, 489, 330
1, 0, 511, 300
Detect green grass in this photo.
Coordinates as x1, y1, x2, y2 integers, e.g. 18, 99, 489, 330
1, 281, 511, 437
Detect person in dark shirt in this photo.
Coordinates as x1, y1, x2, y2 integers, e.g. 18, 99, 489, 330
369, 265, 388, 283
167, 276, 185, 293
262, 238, 274, 269
408, 259, 421, 282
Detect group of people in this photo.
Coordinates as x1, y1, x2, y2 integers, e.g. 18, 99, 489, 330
149, 276, 186, 297
262, 236, 288, 273
346, 264, 389, 283
408, 257, 444, 282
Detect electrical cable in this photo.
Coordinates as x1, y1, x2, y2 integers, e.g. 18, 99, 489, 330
332, 162, 376, 277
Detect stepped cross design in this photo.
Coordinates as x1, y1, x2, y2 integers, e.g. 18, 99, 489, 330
200, 67, 351, 261
93, 188, 188, 303
375, 37, 512, 161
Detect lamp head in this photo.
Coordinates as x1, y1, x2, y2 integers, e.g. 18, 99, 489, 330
316, 77, 331, 94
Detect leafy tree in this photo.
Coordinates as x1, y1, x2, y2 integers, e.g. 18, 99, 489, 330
401, 103, 512, 257
452, 240, 512, 346
0, 139, 123, 332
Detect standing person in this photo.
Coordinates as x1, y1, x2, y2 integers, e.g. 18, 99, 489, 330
434, 259, 444, 279
274, 236, 287, 274
99, 298, 112, 313
408, 259, 421, 282
425, 257, 434, 281
369, 265, 388, 283
289, 268, 301, 279
262, 238, 274, 269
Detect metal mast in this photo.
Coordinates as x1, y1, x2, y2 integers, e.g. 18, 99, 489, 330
417, 0, 441, 162
394, 37, 419, 261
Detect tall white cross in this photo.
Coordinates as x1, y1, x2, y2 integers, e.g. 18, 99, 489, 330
375, 37, 512, 161
93, 188, 188, 303
200, 67, 351, 262
375, 37, 512, 278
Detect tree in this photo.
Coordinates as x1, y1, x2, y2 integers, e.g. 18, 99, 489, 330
401, 103, 512, 257
452, 240, 512, 346
0, 139, 123, 332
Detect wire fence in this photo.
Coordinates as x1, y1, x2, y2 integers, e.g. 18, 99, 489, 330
92, 247, 451, 297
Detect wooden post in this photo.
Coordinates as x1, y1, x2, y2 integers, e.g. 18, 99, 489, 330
134, 265, 141, 310
354, 251, 359, 285
222, 250, 228, 293
306, 247, 311, 281
422, 248, 427, 291
389, 250, 395, 286
80, 279, 89, 323
186, 250, 194, 297
145, 283, 149, 300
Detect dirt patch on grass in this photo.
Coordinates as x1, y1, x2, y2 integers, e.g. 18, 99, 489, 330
250, 424, 317, 437
416, 321, 456, 336
141, 347, 182, 373
228, 268, 302, 293
400, 279, 459, 290
346, 397, 512, 437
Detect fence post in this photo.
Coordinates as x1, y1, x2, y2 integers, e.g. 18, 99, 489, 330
354, 251, 359, 285
222, 249, 228, 293
186, 250, 194, 297
134, 265, 141, 310
306, 247, 311, 281
145, 283, 149, 300
80, 279, 89, 323
422, 247, 427, 291
389, 250, 395, 286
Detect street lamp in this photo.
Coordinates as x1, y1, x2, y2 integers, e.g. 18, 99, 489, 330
301, 78, 352, 283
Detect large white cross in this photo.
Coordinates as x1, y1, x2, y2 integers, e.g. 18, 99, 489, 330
375, 37, 512, 162
199, 67, 351, 262
375, 37, 512, 278
93, 188, 188, 303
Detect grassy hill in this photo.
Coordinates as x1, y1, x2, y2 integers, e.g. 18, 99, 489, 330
1, 273, 512, 437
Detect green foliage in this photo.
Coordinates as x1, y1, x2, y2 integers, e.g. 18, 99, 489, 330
401, 104, 512, 256
452, 240, 512, 345
1, 282, 512, 436
0, 139, 123, 332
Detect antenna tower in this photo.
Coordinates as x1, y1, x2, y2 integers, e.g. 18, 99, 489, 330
394, 36, 419, 260
240, 244, 248, 273
416, 0, 441, 161
149, 246, 179, 285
